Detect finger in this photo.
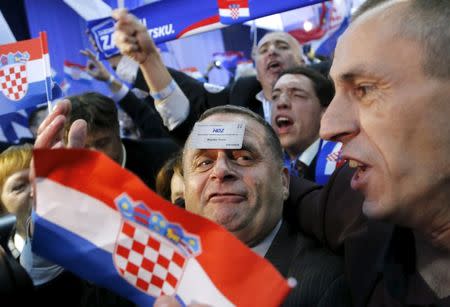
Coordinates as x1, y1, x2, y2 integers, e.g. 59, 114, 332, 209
114, 32, 138, 46
36, 100, 71, 136
67, 119, 87, 148
154, 296, 181, 307
86, 60, 97, 71
111, 8, 129, 21
80, 49, 96, 60
34, 114, 66, 149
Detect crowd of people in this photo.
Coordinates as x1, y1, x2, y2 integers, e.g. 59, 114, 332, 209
0, 0, 449, 306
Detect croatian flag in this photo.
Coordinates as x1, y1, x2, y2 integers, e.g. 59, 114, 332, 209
315, 141, 343, 185
218, 0, 250, 24
33, 149, 292, 306
0, 32, 52, 116
180, 67, 206, 83
63, 60, 93, 82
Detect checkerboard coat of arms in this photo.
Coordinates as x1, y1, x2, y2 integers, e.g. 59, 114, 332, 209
0, 52, 30, 101
114, 194, 201, 297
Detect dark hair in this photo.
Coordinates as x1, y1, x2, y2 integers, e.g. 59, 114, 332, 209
194, 105, 284, 167
352, 0, 450, 80
28, 105, 47, 131
156, 150, 183, 204
277, 65, 335, 107
64, 92, 120, 141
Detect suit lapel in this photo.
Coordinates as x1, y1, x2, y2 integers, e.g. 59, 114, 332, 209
264, 221, 299, 277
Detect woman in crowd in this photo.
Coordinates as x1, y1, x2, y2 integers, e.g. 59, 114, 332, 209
0, 144, 33, 259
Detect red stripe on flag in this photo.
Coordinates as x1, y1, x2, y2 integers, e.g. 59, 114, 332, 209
217, 0, 249, 9
39, 32, 49, 55
64, 60, 87, 69
0, 37, 43, 61
177, 15, 220, 38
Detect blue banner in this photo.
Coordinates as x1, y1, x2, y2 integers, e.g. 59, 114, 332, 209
87, 0, 326, 59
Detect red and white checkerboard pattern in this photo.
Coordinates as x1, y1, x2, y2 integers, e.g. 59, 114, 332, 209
0, 64, 28, 101
230, 5, 240, 19
114, 221, 187, 297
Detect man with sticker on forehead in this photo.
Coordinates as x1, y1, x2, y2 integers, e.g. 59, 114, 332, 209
176, 105, 351, 306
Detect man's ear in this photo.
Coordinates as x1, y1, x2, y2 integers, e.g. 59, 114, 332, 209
281, 167, 290, 201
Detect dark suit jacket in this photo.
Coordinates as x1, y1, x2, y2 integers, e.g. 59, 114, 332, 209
123, 138, 180, 191
286, 165, 448, 306
267, 221, 351, 307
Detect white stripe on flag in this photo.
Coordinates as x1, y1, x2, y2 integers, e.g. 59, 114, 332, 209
26, 58, 48, 83
178, 258, 234, 307
36, 177, 121, 253
219, 8, 250, 17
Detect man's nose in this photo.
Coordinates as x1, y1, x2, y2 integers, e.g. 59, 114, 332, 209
320, 93, 359, 143
267, 43, 278, 55
275, 92, 290, 109
210, 152, 237, 181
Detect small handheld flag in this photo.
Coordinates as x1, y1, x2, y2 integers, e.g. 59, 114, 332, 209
0, 32, 56, 116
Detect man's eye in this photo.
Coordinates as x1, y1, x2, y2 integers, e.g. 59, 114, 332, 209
195, 159, 213, 170
354, 84, 375, 99
258, 47, 267, 54
235, 154, 254, 165
272, 94, 279, 101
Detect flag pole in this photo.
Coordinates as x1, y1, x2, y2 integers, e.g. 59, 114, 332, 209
38, 32, 52, 113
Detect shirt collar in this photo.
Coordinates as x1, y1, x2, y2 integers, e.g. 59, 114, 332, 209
121, 143, 127, 168
298, 139, 321, 166
255, 90, 272, 123
251, 220, 282, 257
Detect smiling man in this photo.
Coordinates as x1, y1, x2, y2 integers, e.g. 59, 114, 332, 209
180, 105, 350, 306
271, 66, 340, 184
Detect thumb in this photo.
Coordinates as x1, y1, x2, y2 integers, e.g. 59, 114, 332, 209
67, 119, 87, 148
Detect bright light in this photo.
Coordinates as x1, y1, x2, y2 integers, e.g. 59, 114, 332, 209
303, 20, 313, 32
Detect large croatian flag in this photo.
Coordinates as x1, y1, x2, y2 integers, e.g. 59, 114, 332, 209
0, 32, 52, 117
33, 149, 292, 306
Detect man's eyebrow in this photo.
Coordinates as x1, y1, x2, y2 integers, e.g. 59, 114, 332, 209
240, 139, 259, 153
335, 66, 383, 83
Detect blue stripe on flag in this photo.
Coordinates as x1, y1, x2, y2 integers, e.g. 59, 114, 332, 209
32, 215, 182, 306
0, 80, 49, 116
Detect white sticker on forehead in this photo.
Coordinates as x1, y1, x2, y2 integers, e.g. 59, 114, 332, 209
189, 122, 246, 149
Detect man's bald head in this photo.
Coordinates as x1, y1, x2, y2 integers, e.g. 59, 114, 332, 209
351, 0, 450, 80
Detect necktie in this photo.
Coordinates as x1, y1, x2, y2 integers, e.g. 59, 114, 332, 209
292, 160, 308, 178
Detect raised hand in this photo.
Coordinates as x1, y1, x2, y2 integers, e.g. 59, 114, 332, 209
34, 100, 87, 150
112, 9, 159, 64
80, 49, 111, 82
